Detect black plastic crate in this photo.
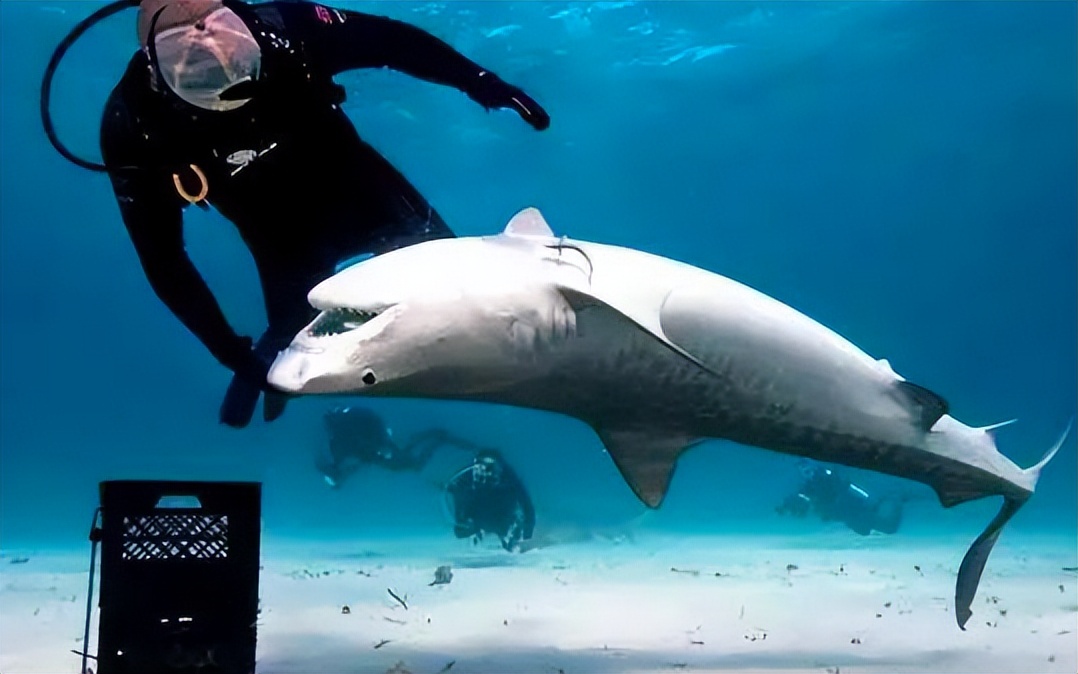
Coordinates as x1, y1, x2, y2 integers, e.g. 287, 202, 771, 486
95, 481, 261, 674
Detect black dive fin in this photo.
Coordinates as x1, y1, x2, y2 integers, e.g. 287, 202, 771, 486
955, 496, 1026, 629
219, 373, 261, 429
593, 427, 701, 509
895, 380, 949, 430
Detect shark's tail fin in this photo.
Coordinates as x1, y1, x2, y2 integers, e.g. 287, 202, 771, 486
1021, 417, 1073, 488
954, 419, 1073, 629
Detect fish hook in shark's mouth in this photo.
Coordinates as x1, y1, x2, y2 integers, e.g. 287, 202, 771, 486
307, 307, 388, 337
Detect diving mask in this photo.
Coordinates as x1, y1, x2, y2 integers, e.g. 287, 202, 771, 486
153, 6, 261, 111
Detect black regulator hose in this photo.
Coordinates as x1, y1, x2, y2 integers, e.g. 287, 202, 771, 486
40, 0, 139, 172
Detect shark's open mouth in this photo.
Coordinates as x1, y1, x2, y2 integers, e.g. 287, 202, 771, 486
307, 307, 386, 337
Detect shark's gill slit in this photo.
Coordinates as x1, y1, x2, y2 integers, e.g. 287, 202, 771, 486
308, 308, 380, 337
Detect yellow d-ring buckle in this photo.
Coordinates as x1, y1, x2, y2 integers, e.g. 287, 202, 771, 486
172, 164, 209, 204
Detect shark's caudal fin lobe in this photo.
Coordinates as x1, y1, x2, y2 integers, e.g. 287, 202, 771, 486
955, 497, 1025, 629
894, 380, 949, 430
504, 207, 555, 238
954, 419, 1072, 628
594, 427, 700, 508
1023, 417, 1073, 486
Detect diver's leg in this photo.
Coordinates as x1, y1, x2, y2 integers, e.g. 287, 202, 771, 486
873, 497, 904, 535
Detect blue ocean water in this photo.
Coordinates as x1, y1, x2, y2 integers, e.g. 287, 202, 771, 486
0, 0, 1075, 555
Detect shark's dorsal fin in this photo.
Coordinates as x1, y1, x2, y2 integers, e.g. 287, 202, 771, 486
593, 427, 701, 508
895, 380, 949, 430
504, 207, 555, 238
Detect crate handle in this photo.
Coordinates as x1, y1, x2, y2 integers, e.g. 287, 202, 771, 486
155, 495, 202, 509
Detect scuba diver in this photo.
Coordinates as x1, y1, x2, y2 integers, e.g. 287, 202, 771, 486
444, 449, 536, 552
776, 460, 904, 536
317, 405, 486, 489
40, 0, 550, 429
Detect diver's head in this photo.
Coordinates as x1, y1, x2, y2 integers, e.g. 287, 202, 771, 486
473, 451, 504, 487
797, 459, 837, 482
797, 459, 819, 481
139, 0, 261, 111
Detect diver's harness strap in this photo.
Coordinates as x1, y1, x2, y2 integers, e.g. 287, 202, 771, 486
40, 0, 139, 173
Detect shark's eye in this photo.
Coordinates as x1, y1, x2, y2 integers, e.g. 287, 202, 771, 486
308, 308, 379, 337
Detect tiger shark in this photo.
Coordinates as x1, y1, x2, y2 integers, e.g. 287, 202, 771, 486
267, 207, 1069, 629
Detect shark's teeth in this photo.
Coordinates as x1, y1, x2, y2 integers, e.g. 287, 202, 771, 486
308, 307, 383, 337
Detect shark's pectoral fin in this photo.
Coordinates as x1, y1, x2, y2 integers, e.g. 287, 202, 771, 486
594, 427, 702, 509
557, 286, 715, 374
894, 380, 949, 430
955, 496, 1026, 629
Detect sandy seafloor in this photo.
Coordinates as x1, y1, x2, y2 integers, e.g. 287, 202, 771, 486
2, 529, 1075, 674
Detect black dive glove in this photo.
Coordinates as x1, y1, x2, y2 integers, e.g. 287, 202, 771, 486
469, 71, 550, 131
217, 335, 274, 391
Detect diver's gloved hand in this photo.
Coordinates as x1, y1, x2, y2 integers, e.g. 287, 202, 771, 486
218, 335, 292, 428
469, 71, 550, 131
217, 335, 270, 429
219, 335, 275, 391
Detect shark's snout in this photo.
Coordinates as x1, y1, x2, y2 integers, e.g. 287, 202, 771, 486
267, 347, 312, 393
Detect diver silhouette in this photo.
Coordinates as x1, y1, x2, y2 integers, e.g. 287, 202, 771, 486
316, 405, 485, 489
445, 449, 536, 552
776, 460, 905, 536
41, 0, 549, 428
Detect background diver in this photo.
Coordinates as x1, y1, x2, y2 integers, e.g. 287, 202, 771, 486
317, 405, 486, 488
444, 449, 536, 553
42, 0, 549, 429
776, 459, 905, 536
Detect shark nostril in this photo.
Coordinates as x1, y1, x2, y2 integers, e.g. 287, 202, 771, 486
361, 369, 377, 386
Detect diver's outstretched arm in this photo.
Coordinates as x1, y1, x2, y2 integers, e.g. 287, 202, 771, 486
404, 429, 489, 461
271, 2, 549, 130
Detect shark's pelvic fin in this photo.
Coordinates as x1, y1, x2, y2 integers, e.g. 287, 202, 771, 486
593, 427, 700, 508
894, 380, 950, 430
504, 207, 555, 238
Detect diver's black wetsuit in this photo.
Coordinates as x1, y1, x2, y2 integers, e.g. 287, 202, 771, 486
319, 406, 487, 486
776, 464, 904, 536
446, 451, 536, 552
100, 1, 548, 427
